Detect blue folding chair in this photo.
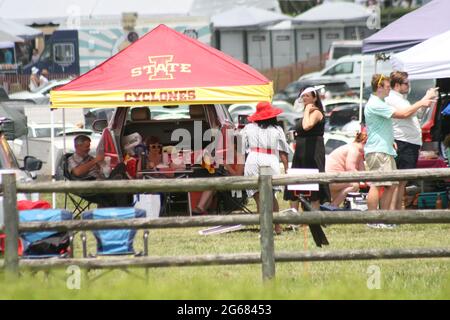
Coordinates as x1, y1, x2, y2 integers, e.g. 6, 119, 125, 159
19, 209, 74, 259
81, 207, 148, 257
81, 207, 149, 281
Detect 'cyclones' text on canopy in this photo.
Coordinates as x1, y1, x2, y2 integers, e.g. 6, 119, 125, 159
124, 90, 196, 102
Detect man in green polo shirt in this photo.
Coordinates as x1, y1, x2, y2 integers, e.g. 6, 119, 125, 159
364, 74, 437, 214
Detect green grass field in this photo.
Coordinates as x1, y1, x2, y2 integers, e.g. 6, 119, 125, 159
1, 193, 449, 299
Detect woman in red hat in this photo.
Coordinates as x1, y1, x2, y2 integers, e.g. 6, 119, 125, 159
284, 87, 330, 210
241, 101, 290, 234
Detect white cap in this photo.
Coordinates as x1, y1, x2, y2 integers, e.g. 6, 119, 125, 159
31, 67, 39, 74
299, 85, 325, 97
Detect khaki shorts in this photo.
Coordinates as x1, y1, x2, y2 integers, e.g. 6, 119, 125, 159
365, 152, 398, 186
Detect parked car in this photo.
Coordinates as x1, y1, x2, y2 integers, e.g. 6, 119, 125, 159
1, 131, 43, 227
0, 87, 9, 100
421, 87, 450, 156
8, 79, 72, 104
91, 104, 236, 173
299, 55, 392, 90
325, 40, 362, 67
328, 103, 363, 129
322, 98, 364, 118
274, 79, 353, 105
13, 125, 101, 177
27, 122, 76, 138
324, 130, 356, 155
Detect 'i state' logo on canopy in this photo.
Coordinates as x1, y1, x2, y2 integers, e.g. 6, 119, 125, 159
130, 55, 192, 80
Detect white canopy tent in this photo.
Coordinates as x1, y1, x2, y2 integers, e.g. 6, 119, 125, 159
0, 17, 42, 39
212, 6, 289, 28
391, 30, 450, 80
292, 1, 370, 25
0, 30, 24, 49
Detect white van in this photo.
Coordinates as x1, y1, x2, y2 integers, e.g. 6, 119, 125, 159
326, 40, 362, 67
299, 54, 393, 90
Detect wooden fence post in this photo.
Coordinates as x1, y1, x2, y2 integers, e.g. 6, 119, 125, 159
3, 173, 19, 278
259, 166, 275, 281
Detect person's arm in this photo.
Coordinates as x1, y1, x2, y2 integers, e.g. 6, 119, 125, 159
302, 104, 323, 131
392, 88, 438, 119
72, 154, 104, 177
224, 163, 244, 176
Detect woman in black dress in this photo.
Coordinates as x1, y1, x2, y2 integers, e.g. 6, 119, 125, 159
284, 87, 330, 211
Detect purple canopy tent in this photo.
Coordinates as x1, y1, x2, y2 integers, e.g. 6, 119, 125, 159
362, 0, 450, 54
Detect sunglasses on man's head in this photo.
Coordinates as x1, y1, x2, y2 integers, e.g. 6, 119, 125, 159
377, 75, 386, 87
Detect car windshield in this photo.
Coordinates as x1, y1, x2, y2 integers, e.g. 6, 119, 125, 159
324, 82, 349, 94
31, 127, 68, 138
127, 105, 192, 121
324, 102, 359, 115
285, 82, 302, 94
332, 47, 361, 60
0, 136, 20, 169
325, 138, 347, 155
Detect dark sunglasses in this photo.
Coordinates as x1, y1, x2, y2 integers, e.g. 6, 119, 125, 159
149, 144, 162, 149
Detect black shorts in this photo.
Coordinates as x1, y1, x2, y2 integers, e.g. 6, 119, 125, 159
395, 140, 420, 169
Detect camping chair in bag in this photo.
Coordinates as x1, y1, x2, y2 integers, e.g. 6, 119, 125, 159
216, 189, 252, 215
81, 207, 149, 280
214, 166, 252, 215
19, 209, 74, 259
61, 153, 95, 217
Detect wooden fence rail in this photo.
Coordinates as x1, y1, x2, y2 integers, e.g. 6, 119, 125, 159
1, 248, 449, 271
3, 210, 450, 233
2, 168, 450, 281
11, 168, 450, 194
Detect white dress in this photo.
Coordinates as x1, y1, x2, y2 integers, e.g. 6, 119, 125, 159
240, 123, 290, 197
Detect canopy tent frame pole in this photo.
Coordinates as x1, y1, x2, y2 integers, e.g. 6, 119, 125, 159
62, 108, 66, 154
50, 109, 56, 208
359, 55, 364, 124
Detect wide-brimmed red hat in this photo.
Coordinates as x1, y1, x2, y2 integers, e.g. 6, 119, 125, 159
247, 101, 283, 122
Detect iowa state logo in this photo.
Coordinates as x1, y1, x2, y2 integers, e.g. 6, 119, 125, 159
131, 55, 192, 80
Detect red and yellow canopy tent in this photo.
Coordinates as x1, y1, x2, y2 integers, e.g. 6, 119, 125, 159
50, 24, 273, 108
47, 25, 273, 207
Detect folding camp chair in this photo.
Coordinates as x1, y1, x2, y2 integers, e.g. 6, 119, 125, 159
19, 209, 74, 259
60, 153, 95, 218
81, 207, 149, 280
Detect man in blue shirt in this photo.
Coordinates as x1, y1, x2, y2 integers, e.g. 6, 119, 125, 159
364, 74, 436, 213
